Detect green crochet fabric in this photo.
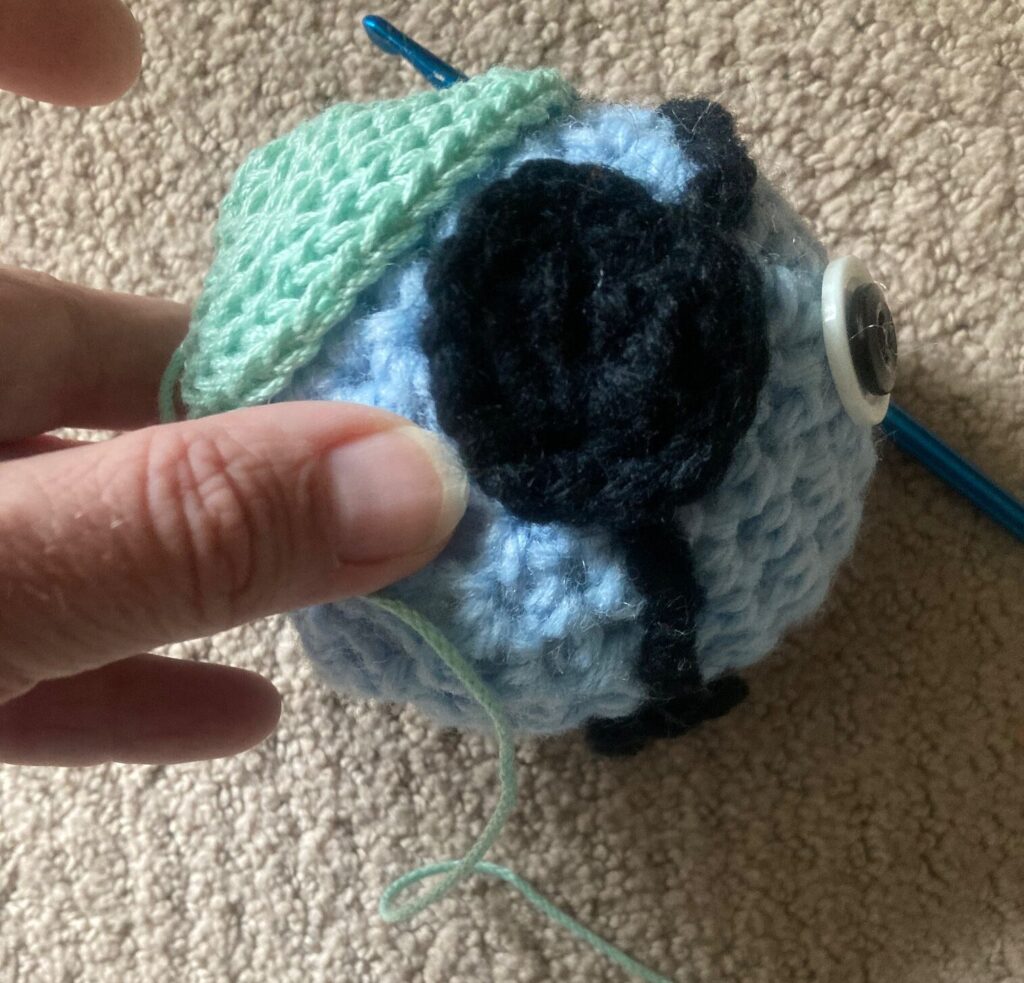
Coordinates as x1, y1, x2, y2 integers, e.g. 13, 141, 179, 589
160, 67, 576, 421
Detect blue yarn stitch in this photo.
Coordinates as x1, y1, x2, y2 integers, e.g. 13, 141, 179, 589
284, 104, 876, 734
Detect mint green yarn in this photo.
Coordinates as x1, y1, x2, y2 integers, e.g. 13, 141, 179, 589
368, 595, 518, 921
368, 596, 674, 983
161, 68, 576, 421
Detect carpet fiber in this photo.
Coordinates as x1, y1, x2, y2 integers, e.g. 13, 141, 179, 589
1, 1, 1022, 981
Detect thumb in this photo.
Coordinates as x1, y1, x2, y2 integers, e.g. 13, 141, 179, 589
0, 402, 468, 697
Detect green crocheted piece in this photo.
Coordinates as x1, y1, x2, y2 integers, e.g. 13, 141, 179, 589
160, 67, 576, 421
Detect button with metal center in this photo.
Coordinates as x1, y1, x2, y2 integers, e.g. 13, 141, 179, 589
821, 256, 898, 425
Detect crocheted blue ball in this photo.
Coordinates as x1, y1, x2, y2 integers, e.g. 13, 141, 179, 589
282, 102, 877, 753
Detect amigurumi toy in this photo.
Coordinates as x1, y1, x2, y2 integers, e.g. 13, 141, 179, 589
162, 65, 896, 756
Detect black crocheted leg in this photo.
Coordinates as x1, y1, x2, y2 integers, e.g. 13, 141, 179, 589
585, 675, 748, 757
584, 522, 749, 757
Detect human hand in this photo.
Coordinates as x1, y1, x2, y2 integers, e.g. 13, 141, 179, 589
0, 0, 468, 767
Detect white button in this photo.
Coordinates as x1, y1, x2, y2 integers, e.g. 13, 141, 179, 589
821, 256, 897, 426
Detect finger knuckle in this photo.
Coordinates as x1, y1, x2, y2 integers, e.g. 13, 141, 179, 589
0, 269, 78, 435
139, 425, 296, 628
0, 266, 65, 299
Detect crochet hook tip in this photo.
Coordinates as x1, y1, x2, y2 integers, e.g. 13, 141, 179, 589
362, 14, 468, 89
361, 15, 402, 56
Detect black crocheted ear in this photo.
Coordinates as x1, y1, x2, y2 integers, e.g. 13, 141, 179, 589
421, 158, 767, 528
658, 99, 757, 226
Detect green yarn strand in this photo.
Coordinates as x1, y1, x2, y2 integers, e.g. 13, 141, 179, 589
161, 68, 576, 422
381, 862, 675, 983
367, 596, 675, 983
368, 594, 518, 922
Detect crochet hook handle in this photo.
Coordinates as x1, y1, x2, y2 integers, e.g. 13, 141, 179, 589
882, 403, 1023, 544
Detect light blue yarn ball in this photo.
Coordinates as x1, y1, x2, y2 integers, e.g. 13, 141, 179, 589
282, 104, 876, 735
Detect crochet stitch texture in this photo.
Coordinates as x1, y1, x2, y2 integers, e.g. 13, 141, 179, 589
160, 67, 576, 420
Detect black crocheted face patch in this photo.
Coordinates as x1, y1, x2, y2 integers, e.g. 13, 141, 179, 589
422, 153, 767, 529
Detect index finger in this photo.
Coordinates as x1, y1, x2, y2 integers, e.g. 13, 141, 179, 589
0, 0, 142, 106
0, 268, 188, 442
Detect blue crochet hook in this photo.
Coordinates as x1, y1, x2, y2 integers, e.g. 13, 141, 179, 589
362, 14, 467, 89
361, 14, 1024, 545
881, 404, 1023, 543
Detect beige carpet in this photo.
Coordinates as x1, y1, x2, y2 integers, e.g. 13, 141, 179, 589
2, 1, 1022, 980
